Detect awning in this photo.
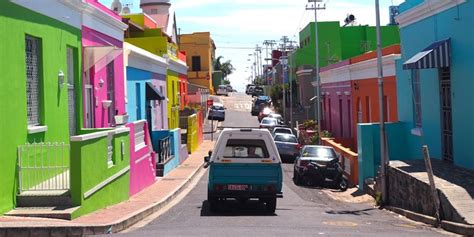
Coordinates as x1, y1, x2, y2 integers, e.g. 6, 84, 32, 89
83, 32, 123, 71
146, 82, 165, 100
403, 38, 451, 70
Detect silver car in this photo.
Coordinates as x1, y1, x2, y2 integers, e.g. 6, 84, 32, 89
273, 133, 300, 161
259, 117, 278, 130
271, 127, 294, 136
208, 103, 226, 121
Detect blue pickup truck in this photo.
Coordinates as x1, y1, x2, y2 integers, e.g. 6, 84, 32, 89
204, 128, 283, 213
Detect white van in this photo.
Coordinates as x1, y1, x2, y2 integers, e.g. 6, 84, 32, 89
216, 85, 229, 96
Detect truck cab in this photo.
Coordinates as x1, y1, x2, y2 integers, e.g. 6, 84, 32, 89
204, 128, 283, 213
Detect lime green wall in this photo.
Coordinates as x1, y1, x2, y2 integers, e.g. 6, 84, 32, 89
167, 71, 180, 129
125, 36, 168, 58
292, 22, 400, 70
70, 130, 130, 218
0, 1, 82, 215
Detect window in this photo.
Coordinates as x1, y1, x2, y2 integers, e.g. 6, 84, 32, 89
339, 99, 343, 137
150, 9, 158, 14
412, 70, 422, 128
136, 83, 141, 119
274, 135, 297, 143
365, 96, 371, 123
192, 56, 201, 71
67, 47, 77, 136
302, 147, 336, 158
25, 36, 41, 126
107, 62, 115, 126
224, 139, 269, 158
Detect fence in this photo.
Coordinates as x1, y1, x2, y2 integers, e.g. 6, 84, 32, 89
17, 142, 70, 194
321, 138, 359, 187
157, 136, 172, 164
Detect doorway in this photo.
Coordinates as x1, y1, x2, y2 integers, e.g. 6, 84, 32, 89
439, 67, 453, 162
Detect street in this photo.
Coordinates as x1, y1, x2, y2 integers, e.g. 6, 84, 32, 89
111, 93, 449, 237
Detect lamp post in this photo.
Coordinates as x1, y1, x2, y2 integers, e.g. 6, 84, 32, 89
306, 0, 325, 144
375, 0, 388, 205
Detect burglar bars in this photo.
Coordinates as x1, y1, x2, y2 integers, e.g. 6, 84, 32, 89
17, 142, 70, 194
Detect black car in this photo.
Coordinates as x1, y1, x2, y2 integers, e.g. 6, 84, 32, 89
252, 87, 264, 97
251, 97, 270, 116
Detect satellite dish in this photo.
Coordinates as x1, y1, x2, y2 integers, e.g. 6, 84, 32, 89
111, 0, 122, 14
343, 14, 356, 27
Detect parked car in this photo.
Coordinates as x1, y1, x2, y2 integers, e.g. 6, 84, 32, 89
271, 127, 294, 136
252, 86, 264, 97
259, 117, 279, 130
251, 97, 270, 116
273, 133, 301, 162
246, 85, 256, 95
204, 128, 283, 213
267, 113, 284, 124
216, 85, 229, 96
258, 107, 274, 122
208, 103, 226, 121
293, 145, 347, 190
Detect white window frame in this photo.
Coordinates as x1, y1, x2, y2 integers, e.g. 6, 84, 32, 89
25, 35, 42, 128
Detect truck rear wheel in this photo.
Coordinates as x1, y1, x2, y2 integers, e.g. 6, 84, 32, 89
265, 197, 277, 214
208, 192, 218, 212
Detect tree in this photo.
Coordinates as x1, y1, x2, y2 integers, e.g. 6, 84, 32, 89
214, 56, 235, 79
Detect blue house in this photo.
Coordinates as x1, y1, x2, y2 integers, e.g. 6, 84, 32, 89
358, 0, 474, 187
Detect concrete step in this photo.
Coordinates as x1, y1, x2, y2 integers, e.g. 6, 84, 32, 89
5, 206, 80, 220
17, 190, 71, 207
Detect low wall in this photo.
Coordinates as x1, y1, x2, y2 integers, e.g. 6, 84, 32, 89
70, 128, 130, 219
163, 128, 181, 176
322, 138, 359, 186
127, 120, 156, 196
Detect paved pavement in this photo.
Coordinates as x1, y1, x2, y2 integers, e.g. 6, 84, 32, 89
110, 93, 451, 237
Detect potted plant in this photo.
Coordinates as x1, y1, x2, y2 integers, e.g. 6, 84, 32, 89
115, 113, 129, 125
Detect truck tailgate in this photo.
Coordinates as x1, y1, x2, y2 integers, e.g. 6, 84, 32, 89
209, 163, 282, 191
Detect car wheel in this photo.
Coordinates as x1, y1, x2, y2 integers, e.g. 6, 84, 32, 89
265, 198, 277, 214
293, 170, 301, 185
339, 178, 348, 191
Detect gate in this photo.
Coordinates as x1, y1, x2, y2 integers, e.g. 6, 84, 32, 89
17, 142, 70, 194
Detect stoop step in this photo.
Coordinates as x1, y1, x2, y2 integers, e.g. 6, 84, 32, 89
5, 206, 80, 220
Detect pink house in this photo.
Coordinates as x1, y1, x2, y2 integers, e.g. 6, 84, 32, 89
82, 0, 128, 128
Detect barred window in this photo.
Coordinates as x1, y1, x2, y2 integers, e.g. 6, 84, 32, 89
25, 36, 41, 126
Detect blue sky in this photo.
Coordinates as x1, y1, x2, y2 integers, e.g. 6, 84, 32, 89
100, 0, 404, 91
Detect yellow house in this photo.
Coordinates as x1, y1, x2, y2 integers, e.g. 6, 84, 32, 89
179, 32, 216, 94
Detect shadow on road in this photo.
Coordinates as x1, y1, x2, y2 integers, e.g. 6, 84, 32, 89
325, 207, 377, 216
199, 200, 282, 217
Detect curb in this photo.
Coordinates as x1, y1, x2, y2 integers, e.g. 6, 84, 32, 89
0, 163, 205, 237
385, 206, 474, 236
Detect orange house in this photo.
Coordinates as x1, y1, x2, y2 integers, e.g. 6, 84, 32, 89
320, 45, 400, 151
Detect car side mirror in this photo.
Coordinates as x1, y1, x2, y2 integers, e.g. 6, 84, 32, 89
204, 156, 210, 163
208, 150, 213, 157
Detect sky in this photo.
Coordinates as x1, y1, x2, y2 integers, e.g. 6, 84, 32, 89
100, 0, 405, 92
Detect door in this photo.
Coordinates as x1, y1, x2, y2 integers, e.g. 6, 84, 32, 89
67, 47, 76, 135
84, 71, 94, 128
107, 62, 115, 127
439, 67, 453, 162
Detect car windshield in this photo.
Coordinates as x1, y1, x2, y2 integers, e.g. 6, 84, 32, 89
261, 119, 277, 125
274, 129, 291, 134
212, 105, 224, 110
301, 147, 336, 157
274, 135, 297, 143
223, 139, 269, 158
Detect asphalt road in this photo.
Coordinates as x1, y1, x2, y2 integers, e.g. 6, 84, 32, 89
112, 93, 450, 237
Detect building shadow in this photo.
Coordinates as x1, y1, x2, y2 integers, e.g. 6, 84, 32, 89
325, 207, 376, 216
200, 200, 281, 217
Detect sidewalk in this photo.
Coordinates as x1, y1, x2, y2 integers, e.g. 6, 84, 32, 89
0, 140, 214, 236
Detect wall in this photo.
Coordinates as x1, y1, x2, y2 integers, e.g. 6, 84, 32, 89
0, 1, 82, 214
126, 67, 150, 122
70, 128, 130, 218
82, 26, 125, 128
395, 0, 474, 169
163, 128, 181, 176
321, 81, 353, 141
127, 121, 156, 196
167, 70, 180, 129
151, 73, 168, 131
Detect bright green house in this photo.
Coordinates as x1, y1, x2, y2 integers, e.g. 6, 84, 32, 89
0, 0, 131, 219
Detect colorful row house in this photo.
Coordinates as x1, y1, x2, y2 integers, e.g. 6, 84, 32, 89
0, 0, 131, 219
358, 0, 474, 186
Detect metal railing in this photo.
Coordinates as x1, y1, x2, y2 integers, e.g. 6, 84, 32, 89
157, 136, 171, 164
17, 142, 70, 193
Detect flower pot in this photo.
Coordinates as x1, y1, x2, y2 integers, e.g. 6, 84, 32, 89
102, 100, 113, 109
115, 114, 129, 125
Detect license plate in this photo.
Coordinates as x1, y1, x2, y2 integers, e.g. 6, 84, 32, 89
228, 185, 248, 191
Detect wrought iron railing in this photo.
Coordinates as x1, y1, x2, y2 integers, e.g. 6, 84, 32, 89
157, 136, 172, 164
17, 142, 70, 193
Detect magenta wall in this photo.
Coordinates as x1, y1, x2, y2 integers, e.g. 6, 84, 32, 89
85, 0, 122, 20
127, 121, 156, 196
82, 26, 126, 128
321, 81, 353, 140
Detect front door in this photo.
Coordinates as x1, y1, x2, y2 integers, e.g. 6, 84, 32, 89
67, 47, 76, 135
84, 71, 94, 128
439, 67, 453, 162
107, 62, 115, 127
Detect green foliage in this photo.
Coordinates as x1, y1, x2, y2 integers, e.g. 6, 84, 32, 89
214, 56, 235, 79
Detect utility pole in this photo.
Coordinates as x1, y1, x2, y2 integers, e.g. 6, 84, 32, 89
287, 41, 297, 129
375, 0, 388, 205
281, 36, 289, 121
263, 40, 277, 85
306, 0, 325, 144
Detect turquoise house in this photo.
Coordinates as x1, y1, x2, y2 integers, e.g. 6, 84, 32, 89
358, 0, 474, 187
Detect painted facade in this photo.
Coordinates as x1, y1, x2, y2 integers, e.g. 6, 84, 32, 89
320, 45, 401, 150
0, 0, 82, 215
291, 22, 400, 119
179, 32, 217, 94
123, 42, 169, 195
82, 0, 128, 129
357, 0, 474, 188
